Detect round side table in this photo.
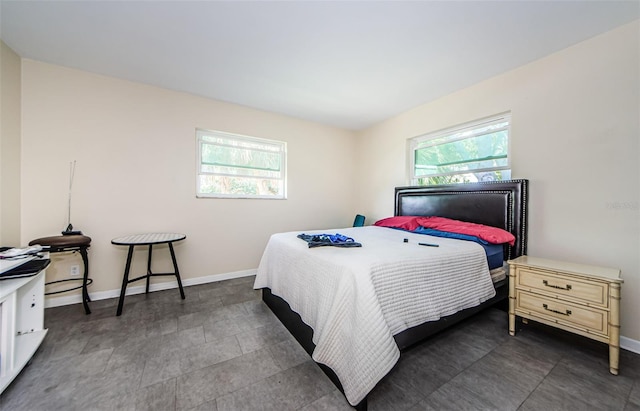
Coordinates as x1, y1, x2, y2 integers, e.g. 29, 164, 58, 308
111, 233, 186, 316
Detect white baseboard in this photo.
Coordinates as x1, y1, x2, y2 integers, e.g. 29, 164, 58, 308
44, 269, 640, 355
621, 336, 640, 354
44, 269, 257, 309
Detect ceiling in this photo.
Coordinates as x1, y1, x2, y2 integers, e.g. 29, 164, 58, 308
1, 1, 638, 130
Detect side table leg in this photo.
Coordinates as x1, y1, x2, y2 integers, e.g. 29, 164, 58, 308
117, 246, 135, 316
169, 242, 185, 299
80, 247, 91, 314
146, 244, 153, 294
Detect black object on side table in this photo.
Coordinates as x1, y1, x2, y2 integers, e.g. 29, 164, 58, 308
111, 233, 186, 316
28, 234, 92, 314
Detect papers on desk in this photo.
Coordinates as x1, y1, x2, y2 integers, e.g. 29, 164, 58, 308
0, 256, 36, 275
0, 246, 46, 275
0, 245, 44, 259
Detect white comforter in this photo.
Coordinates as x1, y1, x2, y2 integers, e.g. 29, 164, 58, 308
253, 226, 496, 405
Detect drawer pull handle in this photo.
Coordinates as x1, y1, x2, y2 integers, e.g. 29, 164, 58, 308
543, 280, 572, 291
543, 304, 571, 316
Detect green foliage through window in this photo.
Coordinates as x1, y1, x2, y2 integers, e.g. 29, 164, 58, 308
410, 114, 511, 185
196, 129, 286, 199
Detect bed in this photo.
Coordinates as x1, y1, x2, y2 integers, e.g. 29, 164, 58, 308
254, 179, 528, 410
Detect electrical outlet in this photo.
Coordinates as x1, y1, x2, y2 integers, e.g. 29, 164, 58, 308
70, 265, 80, 276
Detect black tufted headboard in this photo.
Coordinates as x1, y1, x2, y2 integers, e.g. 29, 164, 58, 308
394, 179, 528, 260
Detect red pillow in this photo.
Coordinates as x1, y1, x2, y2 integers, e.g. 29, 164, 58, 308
373, 216, 420, 231
416, 216, 515, 246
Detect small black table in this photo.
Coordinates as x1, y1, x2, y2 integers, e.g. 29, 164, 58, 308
111, 233, 186, 316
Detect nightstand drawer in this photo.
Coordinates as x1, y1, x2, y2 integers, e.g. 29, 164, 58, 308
516, 290, 609, 336
516, 268, 608, 307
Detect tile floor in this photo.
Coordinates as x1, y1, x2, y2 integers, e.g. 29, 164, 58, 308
1, 276, 638, 410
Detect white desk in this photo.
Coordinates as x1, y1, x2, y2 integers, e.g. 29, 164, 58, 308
0, 264, 48, 393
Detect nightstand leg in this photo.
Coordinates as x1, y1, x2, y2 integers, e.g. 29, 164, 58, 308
609, 345, 620, 375
509, 312, 516, 336
508, 265, 516, 336
609, 282, 621, 375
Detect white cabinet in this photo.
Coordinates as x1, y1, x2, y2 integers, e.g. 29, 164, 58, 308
0, 267, 48, 394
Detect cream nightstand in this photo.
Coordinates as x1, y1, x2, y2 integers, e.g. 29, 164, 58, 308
507, 255, 623, 375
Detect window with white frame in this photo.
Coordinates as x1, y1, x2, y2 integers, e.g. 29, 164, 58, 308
196, 129, 286, 199
409, 113, 511, 185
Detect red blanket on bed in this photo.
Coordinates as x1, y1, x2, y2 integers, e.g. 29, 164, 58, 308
416, 216, 515, 246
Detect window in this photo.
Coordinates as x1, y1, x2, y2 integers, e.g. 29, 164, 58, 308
196, 129, 286, 199
409, 113, 511, 185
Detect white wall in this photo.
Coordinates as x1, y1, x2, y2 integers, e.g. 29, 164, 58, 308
0, 41, 22, 246
355, 21, 640, 341
20, 60, 356, 293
